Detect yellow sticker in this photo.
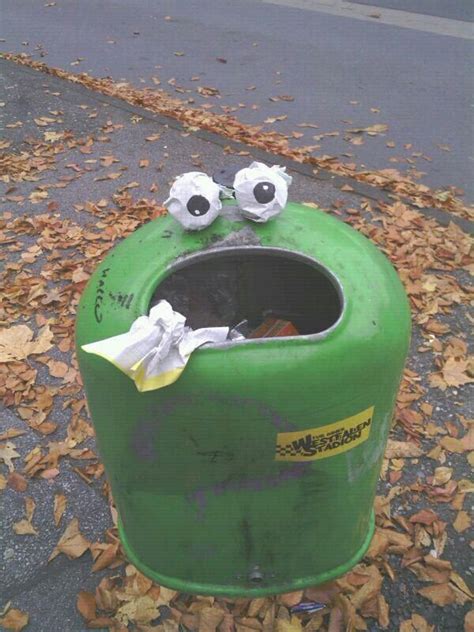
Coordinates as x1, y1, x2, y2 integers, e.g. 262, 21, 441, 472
275, 406, 374, 462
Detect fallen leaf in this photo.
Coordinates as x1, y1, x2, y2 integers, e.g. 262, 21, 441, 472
198, 606, 225, 631
327, 607, 343, 632
48, 360, 69, 378
465, 610, 474, 632
100, 155, 119, 167
116, 595, 159, 625
94, 577, 118, 611
0, 608, 29, 631
409, 562, 449, 584
13, 519, 37, 535
460, 428, 474, 451
95, 171, 123, 181
277, 591, 304, 609
155, 586, 178, 606
409, 509, 438, 525
366, 529, 389, 558
77, 591, 96, 621
197, 86, 220, 97
264, 115, 288, 124
0, 442, 21, 472
13, 498, 37, 535
44, 131, 63, 142
145, 133, 161, 141
91, 541, 120, 572
72, 268, 90, 283
53, 493, 67, 527
34, 116, 56, 127
440, 436, 466, 453
160, 621, 180, 632
49, 517, 90, 560
377, 594, 390, 629
79, 615, 116, 629
29, 189, 48, 203
0, 429, 26, 442
453, 511, 471, 533
385, 440, 423, 458
450, 572, 474, 600
441, 357, 473, 388
7, 472, 28, 492
400, 613, 434, 631
276, 616, 303, 632
424, 555, 452, 571
350, 565, 383, 609
217, 613, 235, 632
432, 466, 452, 485
414, 525, 431, 548
347, 123, 388, 135
0, 325, 53, 362
378, 527, 412, 549
418, 583, 456, 606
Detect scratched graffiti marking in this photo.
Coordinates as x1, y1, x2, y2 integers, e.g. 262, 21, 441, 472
108, 291, 135, 310
94, 267, 110, 323
196, 450, 235, 463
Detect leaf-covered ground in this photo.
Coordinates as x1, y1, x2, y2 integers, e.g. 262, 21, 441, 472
0, 56, 472, 631
1, 0, 472, 200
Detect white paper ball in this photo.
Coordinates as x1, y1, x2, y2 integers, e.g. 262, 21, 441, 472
233, 162, 292, 223
164, 172, 222, 231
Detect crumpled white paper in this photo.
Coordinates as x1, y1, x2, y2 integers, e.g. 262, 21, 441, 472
164, 172, 222, 231
81, 300, 228, 391
233, 162, 292, 222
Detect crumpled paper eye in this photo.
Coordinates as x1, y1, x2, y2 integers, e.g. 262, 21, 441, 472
164, 172, 222, 231
233, 161, 292, 223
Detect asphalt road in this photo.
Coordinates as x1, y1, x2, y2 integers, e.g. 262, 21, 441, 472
0, 56, 473, 631
0, 0, 473, 200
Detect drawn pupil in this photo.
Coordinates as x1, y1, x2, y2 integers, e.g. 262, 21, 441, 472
253, 181, 275, 204
187, 195, 210, 217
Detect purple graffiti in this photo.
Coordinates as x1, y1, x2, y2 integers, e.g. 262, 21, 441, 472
189, 463, 310, 520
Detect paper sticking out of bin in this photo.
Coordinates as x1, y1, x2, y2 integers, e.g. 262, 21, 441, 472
81, 300, 228, 391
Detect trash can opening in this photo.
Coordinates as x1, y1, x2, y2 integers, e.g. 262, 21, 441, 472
150, 247, 343, 339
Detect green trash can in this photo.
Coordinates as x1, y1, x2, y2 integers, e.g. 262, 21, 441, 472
76, 200, 410, 597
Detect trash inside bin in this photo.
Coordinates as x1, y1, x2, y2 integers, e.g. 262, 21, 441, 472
76, 199, 410, 597
151, 249, 341, 335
